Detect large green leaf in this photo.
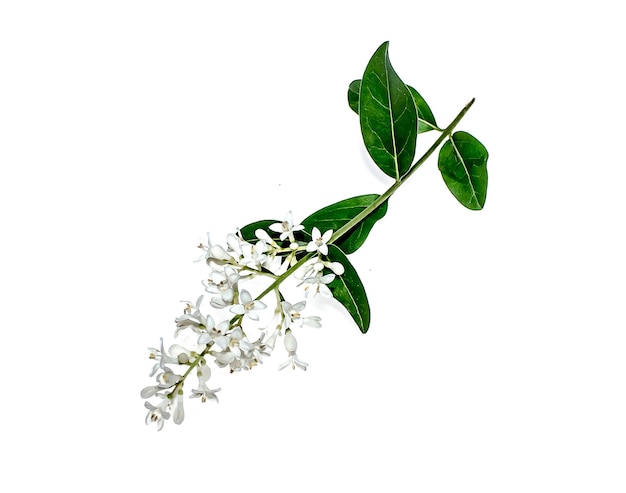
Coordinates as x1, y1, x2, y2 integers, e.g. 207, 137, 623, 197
301, 194, 388, 255
438, 131, 489, 210
349, 79, 438, 133
359, 41, 418, 181
326, 245, 370, 333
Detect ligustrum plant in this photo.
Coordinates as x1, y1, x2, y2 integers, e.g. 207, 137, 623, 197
142, 41, 489, 430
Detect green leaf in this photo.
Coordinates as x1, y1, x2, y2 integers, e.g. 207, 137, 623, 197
348, 79, 360, 113
438, 131, 489, 210
349, 79, 438, 133
301, 194, 388, 255
239, 219, 278, 242
408, 87, 439, 133
359, 41, 418, 181
326, 245, 370, 333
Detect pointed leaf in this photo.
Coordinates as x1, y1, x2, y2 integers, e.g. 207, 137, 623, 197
408, 87, 439, 133
326, 245, 370, 333
438, 131, 489, 210
359, 41, 418, 181
349, 79, 438, 133
301, 194, 388, 254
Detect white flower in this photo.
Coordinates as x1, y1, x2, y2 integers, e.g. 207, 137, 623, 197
196, 232, 237, 265
147, 338, 179, 377
190, 364, 221, 403
175, 296, 215, 336
204, 266, 240, 309
197, 319, 229, 345
213, 350, 236, 368
243, 331, 274, 365
141, 367, 180, 397
295, 256, 320, 280
306, 227, 332, 256
239, 239, 268, 269
279, 329, 308, 371
270, 211, 305, 242
203, 266, 239, 295
263, 328, 280, 352
190, 386, 221, 403
281, 300, 321, 329
211, 329, 242, 369
211, 326, 268, 371
195, 233, 213, 263
230, 289, 267, 321
156, 366, 181, 388
144, 399, 170, 431
140, 385, 160, 399
318, 257, 344, 275
212, 327, 244, 359
210, 295, 232, 310
167, 344, 197, 365
255, 228, 279, 248
298, 255, 344, 280
253, 229, 285, 272
300, 271, 335, 298
143, 340, 185, 397
225, 233, 243, 262
209, 243, 233, 263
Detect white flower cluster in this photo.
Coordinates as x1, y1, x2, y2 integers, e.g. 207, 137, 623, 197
142, 212, 344, 430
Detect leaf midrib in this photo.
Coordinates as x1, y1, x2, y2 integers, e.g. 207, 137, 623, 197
450, 135, 479, 207
383, 52, 400, 181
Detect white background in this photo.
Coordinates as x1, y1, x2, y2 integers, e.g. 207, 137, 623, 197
1, 1, 625, 491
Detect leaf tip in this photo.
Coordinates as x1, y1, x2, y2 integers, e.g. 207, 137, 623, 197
376, 40, 390, 53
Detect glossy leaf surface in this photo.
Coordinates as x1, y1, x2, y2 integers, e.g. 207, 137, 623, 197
359, 41, 417, 181
408, 87, 438, 133
438, 131, 489, 210
301, 194, 388, 254
326, 245, 370, 333
349, 79, 438, 133
348, 79, 360, 113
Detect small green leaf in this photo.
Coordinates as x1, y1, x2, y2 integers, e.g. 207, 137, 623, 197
349, 79, 438, 133
301, 194, 388, 254
359, 41, 418, 181
239, 219, 278, 242
326, 245, 370, 333
348, 79, 360, 113
438, 131, 489, 210
408, 87, 439, 133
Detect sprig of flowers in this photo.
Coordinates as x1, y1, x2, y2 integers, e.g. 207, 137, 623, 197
143, 218, 339, 429
142, 41, 489, 429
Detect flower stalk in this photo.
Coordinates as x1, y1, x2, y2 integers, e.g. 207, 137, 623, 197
142, 41, 489, 430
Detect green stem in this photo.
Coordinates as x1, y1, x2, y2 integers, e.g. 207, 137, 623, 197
253, 98, 475, 304
330, 98, 475, 244
167, 99, 475, 394
254, 251, 315, 302
171, 343, 213, 393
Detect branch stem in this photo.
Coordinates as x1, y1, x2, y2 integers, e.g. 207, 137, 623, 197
254, 98, 475, 303
159, 99, 476, 397
330, 98, 475, 244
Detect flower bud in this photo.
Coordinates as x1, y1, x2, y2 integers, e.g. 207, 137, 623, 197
284, 329, 297, 352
